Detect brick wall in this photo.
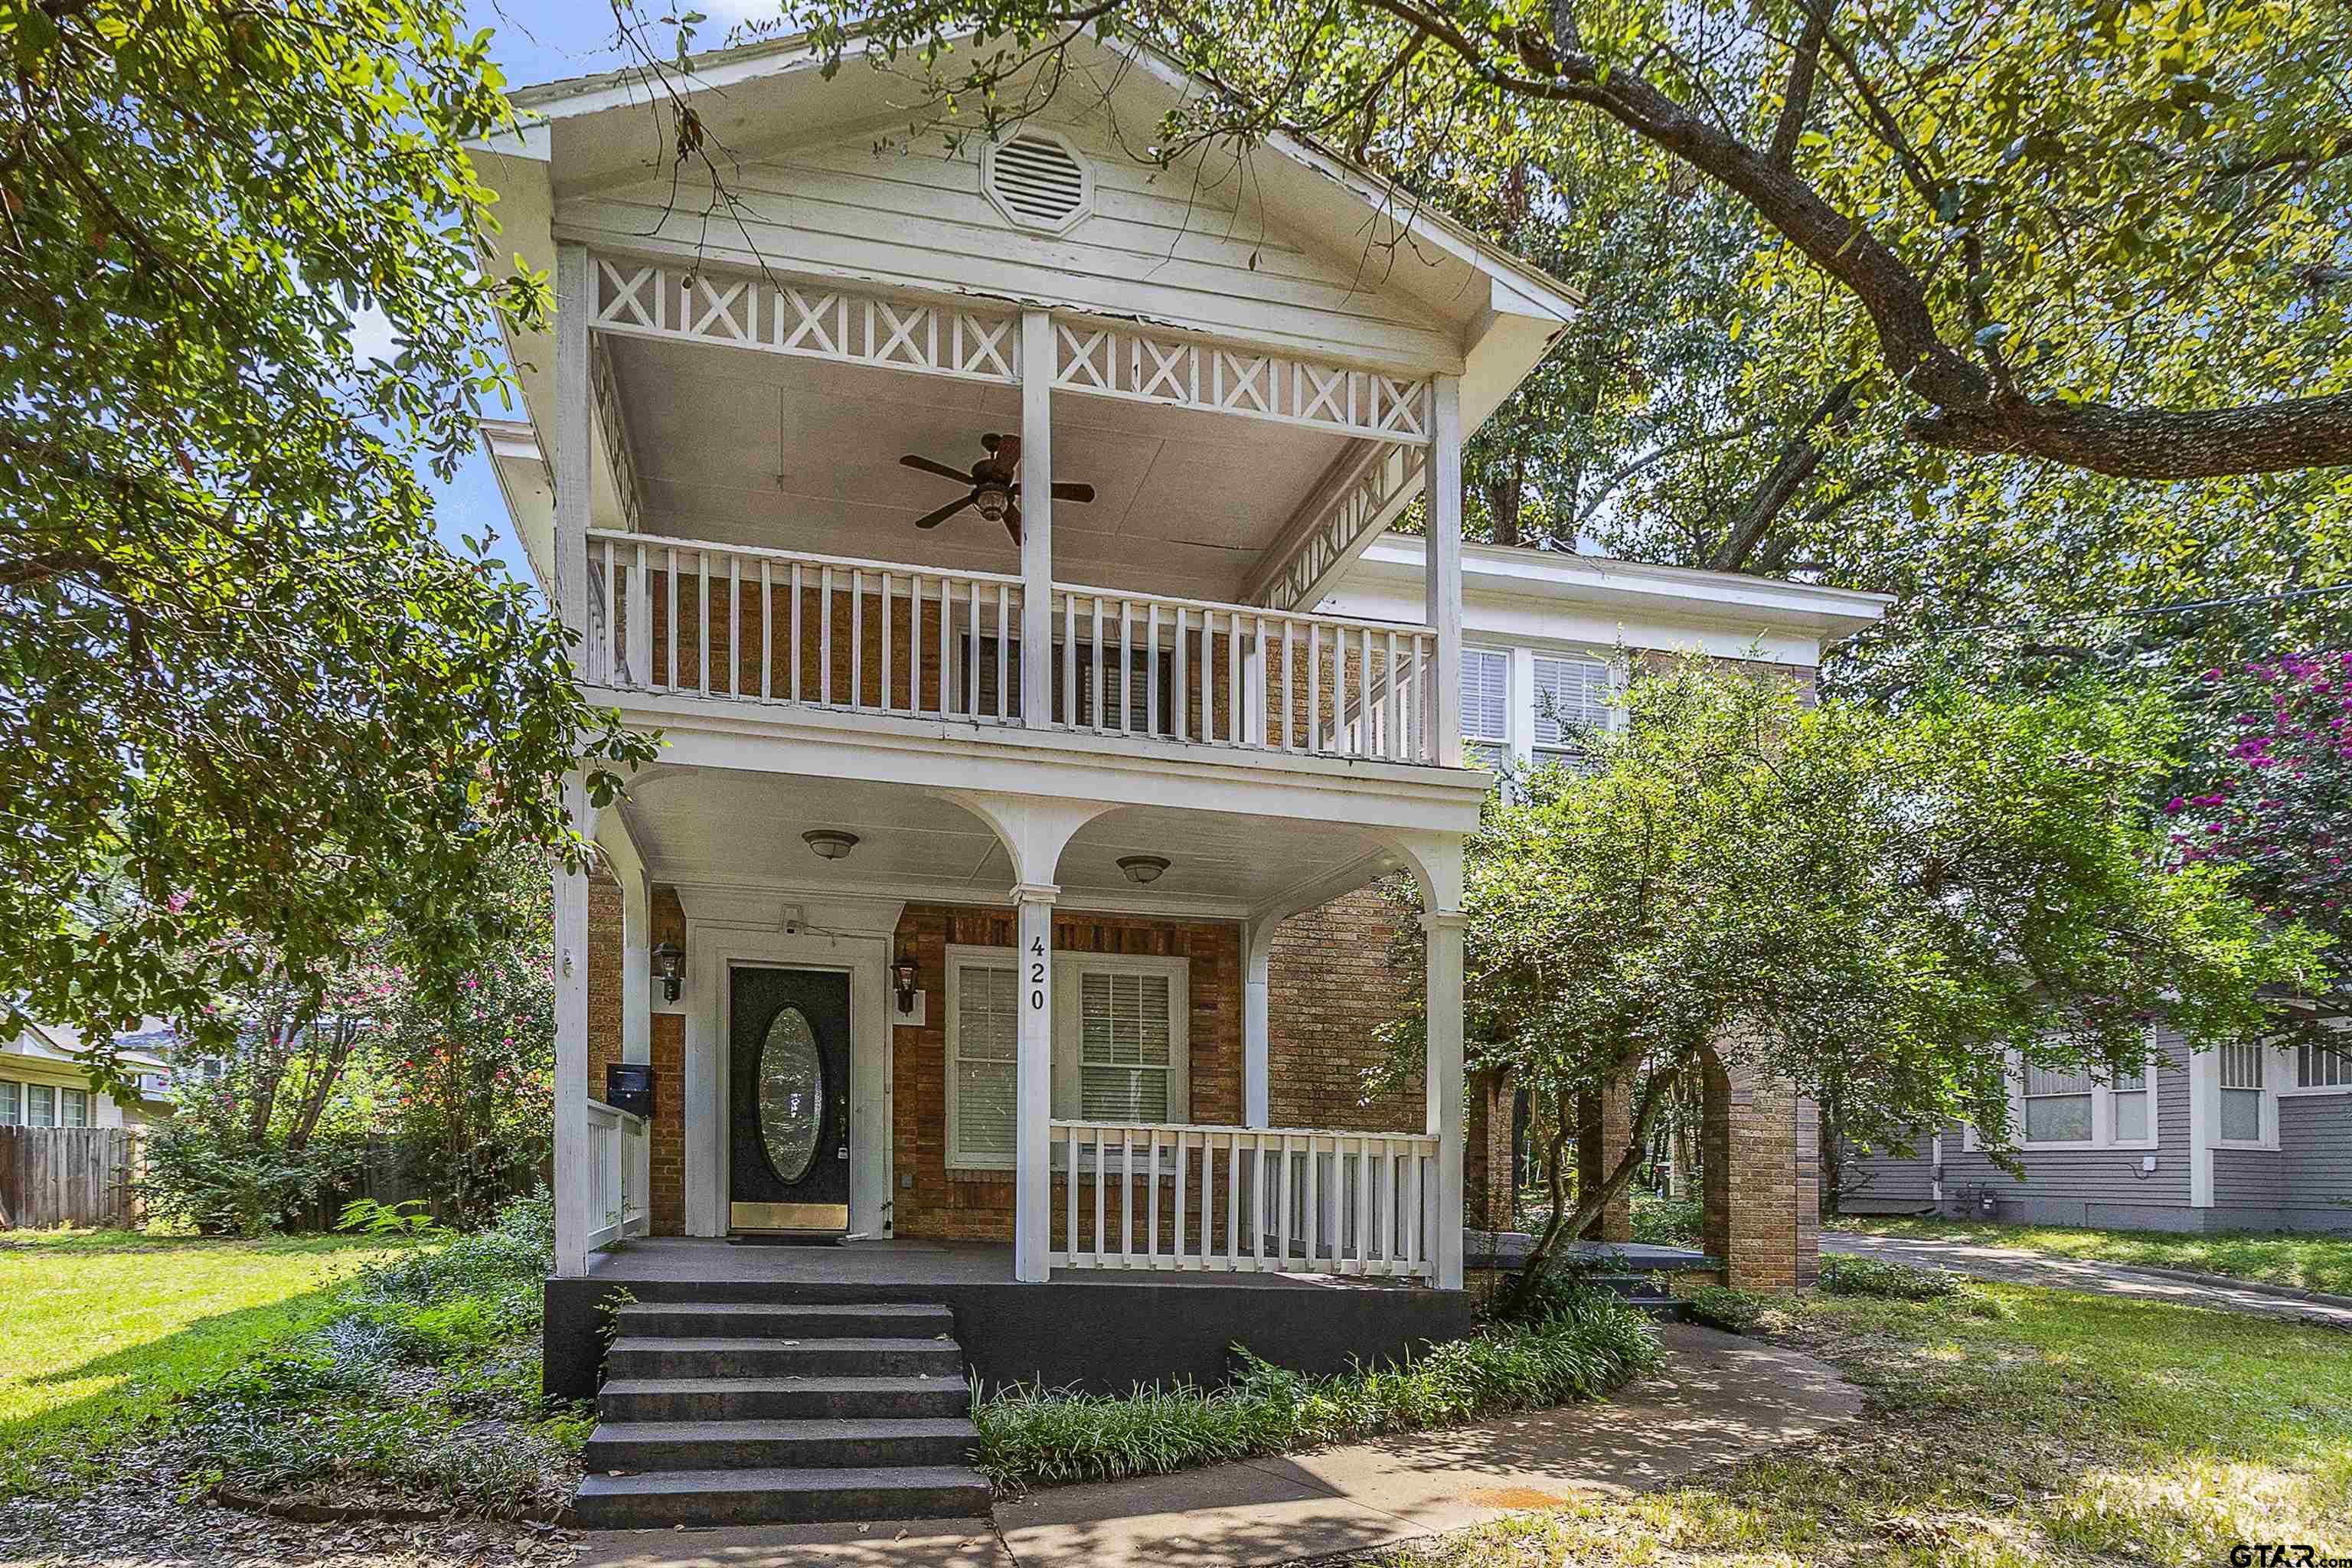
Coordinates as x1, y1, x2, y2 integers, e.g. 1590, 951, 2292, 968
647, 887, 686, 1234
586, 871, 622, 1096
1464, 1070, 1514, 1231
1265, 878, 1425, 1132
890, 903, 1242, 1243
1700, 1043, 1819, 1289
1574, 1076, 1634, 1243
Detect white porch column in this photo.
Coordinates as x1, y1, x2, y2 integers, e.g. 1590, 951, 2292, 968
553, 777, 598, 1279
1242, 919, 1276, 1127
1013, 880, 1058, 1281
1425, 906, 1468, 1291
1427, 374, 1465, 766
553, 243, 593, 648
1019, 309, 1056, 724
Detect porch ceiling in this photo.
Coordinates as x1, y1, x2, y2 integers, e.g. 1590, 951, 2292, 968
614, 765, 1403, 918
606, 335, 1360, 602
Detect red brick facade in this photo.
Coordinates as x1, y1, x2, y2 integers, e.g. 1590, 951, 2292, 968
1265, 878, 1424, 1133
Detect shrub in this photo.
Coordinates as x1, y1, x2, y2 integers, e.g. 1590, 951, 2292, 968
1632, 1193, 1703, 1248
1818, 1253, 1964, 1301
975, 1289, 1662, 1492
138, 1110, 358, 1236
1686, 1285, 1778, 1334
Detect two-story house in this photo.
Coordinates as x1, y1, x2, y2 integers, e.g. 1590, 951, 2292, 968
473, 29, 1886, 1527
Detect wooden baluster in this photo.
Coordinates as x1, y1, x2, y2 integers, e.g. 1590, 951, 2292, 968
1173, 1130, 1189, 1267
1146, 1128, 1161, 1264
1174, 606, 1189, 741
1386, 630, 1401, 759
1224, 1133, 1241, 1271
696, 551, 710, 697
1122, 1128, 1136, 1263
788, 562, 804, 702
1276, 1132, 1294, 1271
1062, 590, 1076, 727
1303, 1133, 1319, 1273
1308, 623, 1322, 752
1119, 599, 1134, 733
880, 570, 893, 710
760, 562, 773, 699
662, 547, 678, 691
819, 564, 834, 704
995, 583, 1011, 720
1092, 1125, 1107, 1267
728, 555, 741, 695
1354, 1135, 1372, 1275
1279, 619, 1295, 750
1147, 603, 1161, 737
938, 577, 952, 716
849, 568, 864, 707
1089, 596, 1103, 729
1063, 1122, 1078, 1266
1403, 1138, 1423, 1276
966, 576, 981, 716
601, 540, 618, 686
1227, 609, 1242, 744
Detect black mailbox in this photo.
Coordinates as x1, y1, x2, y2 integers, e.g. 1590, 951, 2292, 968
605, 1063, 655, 1120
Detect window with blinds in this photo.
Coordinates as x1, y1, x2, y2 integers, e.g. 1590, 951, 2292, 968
1077, 971, 1174, 1121
950, 962, 1019, 1166
1461, 648, 1509, 769
1531, 654, 1610, 768
2021, 1063, 2092, 1143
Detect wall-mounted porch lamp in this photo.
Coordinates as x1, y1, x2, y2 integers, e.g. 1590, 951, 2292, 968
803, 828, 861, 861
652, 942, 684, 1003
1117, 854, 1171, 886
893, 952, 921, 1014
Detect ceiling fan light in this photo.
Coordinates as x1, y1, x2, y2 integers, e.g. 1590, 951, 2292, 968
803, 829, 861, 861
973, 485, 1011, 521
1117, 854, 1171, 886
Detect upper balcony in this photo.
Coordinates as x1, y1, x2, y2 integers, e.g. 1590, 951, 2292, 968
495, 250, 1491, 803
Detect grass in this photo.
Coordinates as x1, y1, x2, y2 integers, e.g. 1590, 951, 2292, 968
1370, 1280, 2352, 1568
975, 1288, 1663, 1493
0, 1230, 408, 1491
1833, 1213, 2352, 1296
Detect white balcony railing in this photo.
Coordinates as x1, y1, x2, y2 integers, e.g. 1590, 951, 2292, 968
584, 1098, 648, 1251
586, 531, 1444, 766
1046, 1119, 1441, 1279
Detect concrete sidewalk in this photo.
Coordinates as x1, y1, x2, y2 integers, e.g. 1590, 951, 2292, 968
571, 1322, 1860, 1568
1824, 1231, 2352, 1331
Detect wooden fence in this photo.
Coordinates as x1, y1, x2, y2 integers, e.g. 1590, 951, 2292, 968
0, 1126, 146, 1230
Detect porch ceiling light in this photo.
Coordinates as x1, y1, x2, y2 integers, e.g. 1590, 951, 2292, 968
971, 480, 1012, 523
652, 942, 684, 1003
803, 828, 861, 861
1117, 854, 1171, 886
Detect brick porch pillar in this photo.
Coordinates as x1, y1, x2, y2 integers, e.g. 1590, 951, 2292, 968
1699, 1044, 1820, 1289
1463, 1068, 1516, 1233
1574, 1076, 1634, 1243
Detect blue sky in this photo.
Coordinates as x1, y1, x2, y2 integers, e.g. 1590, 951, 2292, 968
426, 2, 784, 585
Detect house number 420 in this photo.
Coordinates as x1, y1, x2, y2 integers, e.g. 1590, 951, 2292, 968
1029, 936, 1047, 1010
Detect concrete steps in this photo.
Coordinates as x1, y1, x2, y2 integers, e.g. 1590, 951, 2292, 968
572, 1300, 988, 1528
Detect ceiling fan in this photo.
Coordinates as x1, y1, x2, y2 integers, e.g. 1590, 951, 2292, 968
897, 433, 1096, 546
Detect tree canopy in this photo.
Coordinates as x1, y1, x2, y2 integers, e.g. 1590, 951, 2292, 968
1390, 659, 2323, 1282
795, 0, 2352, 481
0, 1, 654, 1086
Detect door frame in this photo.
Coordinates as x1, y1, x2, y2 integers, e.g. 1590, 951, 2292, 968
682, 911, 897, 1239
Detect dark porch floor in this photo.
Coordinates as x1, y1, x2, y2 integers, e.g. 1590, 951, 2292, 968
584, 1236, 1425, 1289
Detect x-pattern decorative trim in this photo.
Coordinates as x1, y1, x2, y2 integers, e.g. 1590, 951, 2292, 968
590, 254, 1432, 444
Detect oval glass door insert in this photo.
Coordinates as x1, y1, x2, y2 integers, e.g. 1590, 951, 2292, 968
758, 1005, 825, 1184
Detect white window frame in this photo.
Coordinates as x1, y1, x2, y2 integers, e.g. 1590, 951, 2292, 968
2005, 1040, 2162, 1152
1052, 952, 1191, 1125
2280, 1021, 2352, 1097
1460, 645, 1511, 768
25, 1083, 56, 1128
1528, 649, 1615, 769
2016, 1060, 2098, 1149
2212, 1040, 2282, 1150
60, 1087, 90, 1129
944, 946, 1021, 1171
0, 1079, 18, 1126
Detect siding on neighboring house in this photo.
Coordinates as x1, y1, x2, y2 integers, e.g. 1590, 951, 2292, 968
2278, 1093, 2352, 1233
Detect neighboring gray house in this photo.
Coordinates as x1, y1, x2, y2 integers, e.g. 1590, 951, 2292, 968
1843, 1023, 2352, 1234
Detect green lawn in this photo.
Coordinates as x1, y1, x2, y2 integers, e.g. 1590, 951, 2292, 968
1833, 1213, 2352, 1297
0, 1230, 407, 1491
1374, 1282, 2352, 1568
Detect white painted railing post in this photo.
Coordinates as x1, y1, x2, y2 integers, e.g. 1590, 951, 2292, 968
1428, 374, 1464, 767
1425, 909, 1468, 1290
1013, 881, 1057, 1282
552, 776, 596, 1280
1020, 310, 1056, 724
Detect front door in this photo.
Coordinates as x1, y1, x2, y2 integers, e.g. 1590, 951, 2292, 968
729, 966, 852, 1234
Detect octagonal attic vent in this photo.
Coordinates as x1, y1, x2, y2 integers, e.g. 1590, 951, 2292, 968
983, 131, 1093, 233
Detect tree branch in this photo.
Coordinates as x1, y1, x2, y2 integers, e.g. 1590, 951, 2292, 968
1766, 1, 1828, 166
